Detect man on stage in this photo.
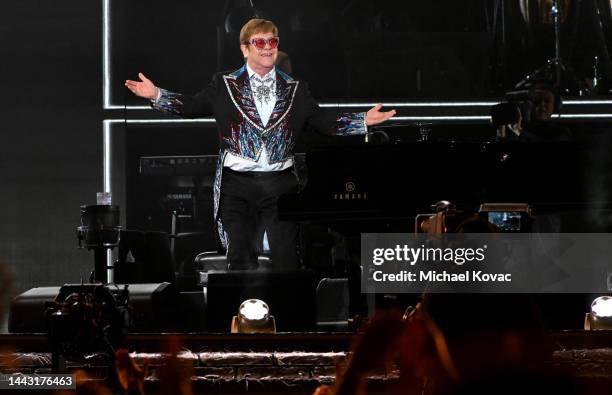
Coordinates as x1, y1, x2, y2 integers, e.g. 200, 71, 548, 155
125, 18, 395, 270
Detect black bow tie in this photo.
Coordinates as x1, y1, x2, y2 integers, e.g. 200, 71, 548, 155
251, 74, 275, 105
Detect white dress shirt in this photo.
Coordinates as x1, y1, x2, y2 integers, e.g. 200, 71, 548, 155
223, 64, 294, 172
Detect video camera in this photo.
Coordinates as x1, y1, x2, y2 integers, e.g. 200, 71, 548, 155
416, 201, 533, 234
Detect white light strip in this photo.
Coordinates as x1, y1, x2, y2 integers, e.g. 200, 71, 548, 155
103, 0, 111, 109
107, 100, 612, 112
555, 114, 612, 119
563, 100, 612, 105
103, 120, 112, 193
125, 118, 216, 124
110, 100, 612, 111
107, 105, 152, 110
319, 102, 499, 108
392, 116, 491, 121
103, 118, 216, 125
113, 102, 499, 111
105, 116, 493, 126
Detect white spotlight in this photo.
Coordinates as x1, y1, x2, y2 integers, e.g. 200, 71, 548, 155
585, 296, 612, 330
231, 299, 276, 333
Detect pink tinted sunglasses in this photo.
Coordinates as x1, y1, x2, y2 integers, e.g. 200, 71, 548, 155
244, 37, 280, 50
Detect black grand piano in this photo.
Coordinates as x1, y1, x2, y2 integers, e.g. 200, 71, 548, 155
278, 141, 611, 231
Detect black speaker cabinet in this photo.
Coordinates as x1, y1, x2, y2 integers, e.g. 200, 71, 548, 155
122, 283, 180, 332
8, 286, 60, 333
9, 283, 179, 333
205, 269, 317, 332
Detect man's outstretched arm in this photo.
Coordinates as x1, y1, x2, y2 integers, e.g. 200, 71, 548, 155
125, 72, 217, 118
303, 82, 396, 136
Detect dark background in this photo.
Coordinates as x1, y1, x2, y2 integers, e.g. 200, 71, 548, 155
114, 0, 612, 105
1, 0, 612, 332
0, 1, 101, 302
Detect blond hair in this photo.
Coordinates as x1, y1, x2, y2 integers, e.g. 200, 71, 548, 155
239, 19, 278, 44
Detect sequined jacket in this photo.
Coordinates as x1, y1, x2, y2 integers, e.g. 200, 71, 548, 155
151, 64, 366, 248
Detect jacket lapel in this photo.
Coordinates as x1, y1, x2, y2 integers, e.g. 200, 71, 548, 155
223, 66, 265, 131
265, 70, 298, 133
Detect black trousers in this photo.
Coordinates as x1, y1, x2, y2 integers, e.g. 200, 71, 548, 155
219, 167, 299, 270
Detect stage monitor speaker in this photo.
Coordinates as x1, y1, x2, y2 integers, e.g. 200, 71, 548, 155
9, 283, 179, 333
205, 269, 316, 332
8, 286, 60, 333
122, 283, 180, 332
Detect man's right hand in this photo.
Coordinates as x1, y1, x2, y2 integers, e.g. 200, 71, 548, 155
125, 72, 159, 100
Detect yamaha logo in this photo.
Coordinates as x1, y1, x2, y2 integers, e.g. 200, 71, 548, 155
333, 181, 367, 200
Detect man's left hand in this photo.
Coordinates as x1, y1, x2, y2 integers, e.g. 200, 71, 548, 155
366, 104, 396, 126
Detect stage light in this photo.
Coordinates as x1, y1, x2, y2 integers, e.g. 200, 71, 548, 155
584, 296, 612, 330
231, 299, 276, 334
592, 296, 612, 317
